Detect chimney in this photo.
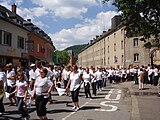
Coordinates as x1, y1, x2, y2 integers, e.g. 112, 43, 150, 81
27, 19, 31, 22
12, 3, 17, 14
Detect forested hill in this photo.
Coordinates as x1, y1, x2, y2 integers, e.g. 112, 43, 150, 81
65, 44, 88, 57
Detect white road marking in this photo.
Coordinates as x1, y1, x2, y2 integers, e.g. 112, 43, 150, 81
105, 93, 121, 101
62, 101, 89, 120
95, 104, 118, 112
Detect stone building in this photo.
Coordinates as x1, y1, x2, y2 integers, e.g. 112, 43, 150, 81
78, 16, 160, 68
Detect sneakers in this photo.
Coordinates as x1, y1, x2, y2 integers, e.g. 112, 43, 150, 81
72, 106, 76, 110
74, 107, 80, 112
72, 106, 80, 111
22, 115, 30, 120
0, 112, 3, 116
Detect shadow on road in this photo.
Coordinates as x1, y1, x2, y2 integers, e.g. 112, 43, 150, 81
47, 109, 73, 114
80, 106, 101, 110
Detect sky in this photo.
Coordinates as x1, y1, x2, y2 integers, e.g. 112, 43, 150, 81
0, 0, 119, 50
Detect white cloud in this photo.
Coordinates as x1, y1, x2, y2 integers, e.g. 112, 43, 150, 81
31, 0, 98, 19
54, 7, 88, 19
50, 11, 118, 50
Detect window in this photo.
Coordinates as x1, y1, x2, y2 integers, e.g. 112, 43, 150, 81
134, 53, 139, 62
121, 29, 123, 34
26, 40, 34, 51
0, 30, 2, 44
122, 55, 124, 63
114, 56, 118, 63
3, 31, 11, 46
133, 38, 138, 46
108, 46, 109, 53
114, 43, 116, 51
17, 36, 24, 49
153, 51, 157, 58
37, 44, 40, 52
114, 33, 116, 38
108, 57, 110, 64
121, 40, 124, 49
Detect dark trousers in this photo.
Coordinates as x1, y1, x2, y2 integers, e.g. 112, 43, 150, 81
102, 78, 106, 87
154, 76, 159, 86
97, 80, 102, 90
71, 88, 80, 102
17, 97, 29, 118
92, 82, 97, 96
84, 82, 91, 98
35, 95, 48, 117
63, 80, 68, 89
0, 97, 5, 113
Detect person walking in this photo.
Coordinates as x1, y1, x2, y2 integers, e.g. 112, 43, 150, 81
90, 68, 97, 96
32, 68, 54, 120
66, 65, 83, 112
95, 67, 103, 91
0, 64, 6, 116
83, 67, 92, 98
6, 63, 16, 106
29, 64, 36, 90
138, 68, 144, 90
10, 68, 30, 120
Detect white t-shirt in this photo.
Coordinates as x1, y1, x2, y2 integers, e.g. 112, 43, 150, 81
35, 68, 41, 79
62, 69, 70, 81
0, 72, 6, 84
95, 70, 103, 81
83, 72, 91, 83
70, 71, 82, 91
29, 69, 36, 81
16, 80, 28, 97
6, 69, 16, 86
34, 77, 53, 95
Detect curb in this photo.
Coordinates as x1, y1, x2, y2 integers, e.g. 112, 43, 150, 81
122, 82, 140, 120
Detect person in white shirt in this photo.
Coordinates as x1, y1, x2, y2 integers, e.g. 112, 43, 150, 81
95, 67, 103, 91
29, 64, 36, 90
6, 63, 16, 106
33, 68, 54, 120
138, 68, 144, 90
90, 67, 97, 96
10, 68, 29, 119
66, 65, 83, 112
158, 69, 160, 97
153, 65, 159, 86
0, 64, 6, 116
148, 65, 153, 85
35, 61, 43, 79
83, 67, 92, 98
62, 66, 71, 90
53, 65, 60, 88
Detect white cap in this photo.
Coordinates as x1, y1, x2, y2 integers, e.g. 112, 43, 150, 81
30, 64, 35, 67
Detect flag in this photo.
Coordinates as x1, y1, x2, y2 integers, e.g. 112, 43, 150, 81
56, 87, 66, 96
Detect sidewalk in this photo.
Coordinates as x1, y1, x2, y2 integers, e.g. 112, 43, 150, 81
122, 81, 160, 120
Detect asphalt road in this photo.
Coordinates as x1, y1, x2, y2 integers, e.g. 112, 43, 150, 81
0, 83, 131, 120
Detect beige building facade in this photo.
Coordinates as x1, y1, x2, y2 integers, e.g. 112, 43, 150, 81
78, 16, 160, 68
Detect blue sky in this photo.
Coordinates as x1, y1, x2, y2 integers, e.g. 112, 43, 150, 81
0, 0, 119, 50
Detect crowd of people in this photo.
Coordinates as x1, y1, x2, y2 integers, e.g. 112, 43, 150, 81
0, 62, 160, 120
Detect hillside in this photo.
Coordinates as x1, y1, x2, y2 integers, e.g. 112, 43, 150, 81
65, 44, 88, 58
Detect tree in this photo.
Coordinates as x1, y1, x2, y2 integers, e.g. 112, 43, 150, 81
54, 50, 70, 66
103, 0, 160, 47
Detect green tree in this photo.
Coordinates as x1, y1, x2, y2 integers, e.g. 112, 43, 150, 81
103, 0, 160, 48
54, 50, 70, 66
